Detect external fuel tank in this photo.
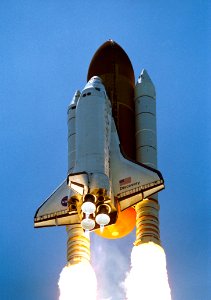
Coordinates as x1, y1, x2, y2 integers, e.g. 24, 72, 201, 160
87, 40, 136, 160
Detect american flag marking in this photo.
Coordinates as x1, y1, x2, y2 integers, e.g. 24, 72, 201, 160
119, 177, 131, 186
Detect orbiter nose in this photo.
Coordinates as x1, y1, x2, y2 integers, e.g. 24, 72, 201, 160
82, 76, 107, 94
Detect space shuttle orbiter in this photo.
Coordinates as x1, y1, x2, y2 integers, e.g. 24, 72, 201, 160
34, 40, 164, 239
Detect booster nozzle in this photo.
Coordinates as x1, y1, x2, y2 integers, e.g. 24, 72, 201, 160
134, 198, 161, 246
66, 225, 90, 264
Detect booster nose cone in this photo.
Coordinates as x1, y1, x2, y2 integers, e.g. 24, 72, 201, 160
136, 69, 156, 99
138, 69, 150, 81
69, 90, 81, 106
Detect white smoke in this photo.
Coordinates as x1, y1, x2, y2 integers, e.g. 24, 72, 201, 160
91, 232, 134, 300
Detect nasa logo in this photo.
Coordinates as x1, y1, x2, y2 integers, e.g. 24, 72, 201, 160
61, 196, 68, 207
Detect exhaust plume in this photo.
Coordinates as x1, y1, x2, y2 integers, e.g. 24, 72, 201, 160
58, 262, 97, 300
58, 225, 97, 300
124, 242, 172, 300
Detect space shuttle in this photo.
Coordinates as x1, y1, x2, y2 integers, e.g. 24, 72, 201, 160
34, 40, 164, 239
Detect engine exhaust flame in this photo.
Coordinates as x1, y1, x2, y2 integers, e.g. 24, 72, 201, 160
58, 261, 97, 300
124, 242, 172, 300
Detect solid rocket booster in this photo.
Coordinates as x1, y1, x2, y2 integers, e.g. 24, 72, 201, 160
67, 92, 91, 265
135, 70, 157, 169
66, 225, 90, 264
134, 70, 161, 245
34, 40, 164, 241
67, 90, 80, 174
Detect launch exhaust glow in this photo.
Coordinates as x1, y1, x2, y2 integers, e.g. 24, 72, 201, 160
58, 225, 97, 300
124, 242, 172, 300
58, 262, 97, 300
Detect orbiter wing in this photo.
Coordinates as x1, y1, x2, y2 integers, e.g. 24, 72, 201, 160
110, 120, 164, 210
34, 180, 80, 228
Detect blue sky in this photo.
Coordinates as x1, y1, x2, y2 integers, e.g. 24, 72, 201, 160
0, 1, 210, 299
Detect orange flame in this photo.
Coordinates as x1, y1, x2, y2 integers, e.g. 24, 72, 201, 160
124, 242, 172, 300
